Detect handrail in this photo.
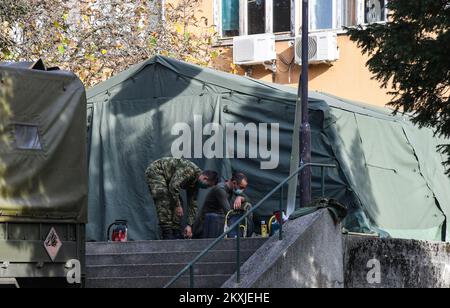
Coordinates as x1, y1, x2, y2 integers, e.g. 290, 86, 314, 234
164, 162, 337, 288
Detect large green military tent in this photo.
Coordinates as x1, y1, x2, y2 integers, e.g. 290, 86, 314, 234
86, 56, 450, 242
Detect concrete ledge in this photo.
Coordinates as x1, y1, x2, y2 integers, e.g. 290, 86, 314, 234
222, 209, 344, 288
344, 235, 450, 288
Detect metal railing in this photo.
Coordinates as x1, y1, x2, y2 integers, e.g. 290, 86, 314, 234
164, 162, 337, 288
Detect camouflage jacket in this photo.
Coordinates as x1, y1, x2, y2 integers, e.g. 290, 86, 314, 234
151, 157, 202, 226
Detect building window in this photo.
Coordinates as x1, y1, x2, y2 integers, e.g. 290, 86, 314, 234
12, 124, 43, 151
309, 0, 383, 31
273, 0, 292, 33
248, 0, 266, 35
222, 0, 240, 37
217, 0, 294, 38
216, 0, 387, 39
341, 0, 358, 27
310, 0, 334, 30
364, 0, 386, 23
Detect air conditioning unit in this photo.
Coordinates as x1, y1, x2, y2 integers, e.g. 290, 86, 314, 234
295, 32, 339, 65
233, 34, 276, 66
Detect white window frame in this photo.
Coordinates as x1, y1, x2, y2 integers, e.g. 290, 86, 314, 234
309, 0, 342, 32
215, 0, 296, 38
336, 0, 365, 30
307, 0, 357, 32
361, 0, 389, 24
213, 0, 389, 42
306, 0, 389, 33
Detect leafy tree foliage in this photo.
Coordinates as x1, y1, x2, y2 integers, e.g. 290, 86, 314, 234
347, 0, 450, 172
0, 0, 219, 87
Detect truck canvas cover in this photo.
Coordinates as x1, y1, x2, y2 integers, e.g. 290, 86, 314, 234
86, 56, 450, 242
0, 61, 88, 223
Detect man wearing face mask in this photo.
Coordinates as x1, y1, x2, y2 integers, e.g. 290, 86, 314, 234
145, 157, 219, 240
194, 172, 250, 239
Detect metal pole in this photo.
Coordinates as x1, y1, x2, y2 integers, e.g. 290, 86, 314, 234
236, 225, 241, 283
300, 0, 311, 208
321, 166, 325, 197
279, 185, 284, 241
189, 265, 194, 288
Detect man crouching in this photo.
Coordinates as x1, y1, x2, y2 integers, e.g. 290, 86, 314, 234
146, 157, 218, 240
194, 172, 251, 239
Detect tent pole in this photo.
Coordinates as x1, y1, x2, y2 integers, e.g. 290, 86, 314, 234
299, 0, 311, 208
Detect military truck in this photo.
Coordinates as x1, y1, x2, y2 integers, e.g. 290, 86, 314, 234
0, 60, 87, 288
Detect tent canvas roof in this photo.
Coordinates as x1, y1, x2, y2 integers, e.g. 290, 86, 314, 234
88, 56, 402, 121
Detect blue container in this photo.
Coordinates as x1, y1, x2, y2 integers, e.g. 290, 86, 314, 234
270, 220, 280, 237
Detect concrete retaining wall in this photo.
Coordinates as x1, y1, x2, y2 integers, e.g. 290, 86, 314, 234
344, 235, 450, 288
222, 209, 450, 288
222, 209, 344, 288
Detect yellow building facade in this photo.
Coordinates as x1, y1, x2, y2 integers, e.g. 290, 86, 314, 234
180, 0, 393, 107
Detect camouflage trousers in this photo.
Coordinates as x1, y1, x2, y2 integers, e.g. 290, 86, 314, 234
145, 166, 182, 231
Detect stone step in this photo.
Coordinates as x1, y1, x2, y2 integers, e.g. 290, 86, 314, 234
86, 262, 240, 278
85, 238, 267, 288
86, 249, 256, 266
86, 238, 266, 255
86, 275, 231, 288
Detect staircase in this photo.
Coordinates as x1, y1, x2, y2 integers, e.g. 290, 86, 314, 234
85, 238, 266, 288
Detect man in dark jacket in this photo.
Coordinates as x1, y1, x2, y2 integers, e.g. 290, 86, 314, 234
194, 173, 250, 239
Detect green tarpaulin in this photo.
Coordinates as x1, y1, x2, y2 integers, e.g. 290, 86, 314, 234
86, 56, 450, 242
0, 62, 88, 223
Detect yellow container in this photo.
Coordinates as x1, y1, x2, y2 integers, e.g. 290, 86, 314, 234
261, 221, 268, 238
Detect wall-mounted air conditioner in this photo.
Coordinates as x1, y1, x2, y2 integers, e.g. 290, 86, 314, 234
233, 33, 276, 66
295, 32, 339, 65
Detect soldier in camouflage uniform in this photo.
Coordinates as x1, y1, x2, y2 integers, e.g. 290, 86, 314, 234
145, 157, 219, 240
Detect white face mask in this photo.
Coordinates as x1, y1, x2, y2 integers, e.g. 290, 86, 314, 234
234, 189, 244, 196
233, 182, 244, 195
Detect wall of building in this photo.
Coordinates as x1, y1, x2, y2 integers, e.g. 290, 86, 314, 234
185, 0, 393, 107
214, 35, 393, 107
